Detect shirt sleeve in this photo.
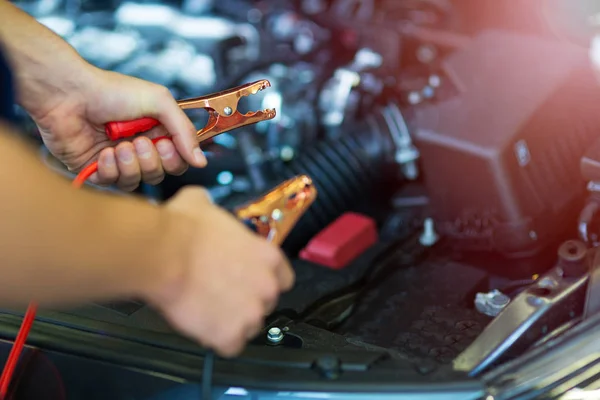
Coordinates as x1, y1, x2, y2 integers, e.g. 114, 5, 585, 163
0, 41, 16, 123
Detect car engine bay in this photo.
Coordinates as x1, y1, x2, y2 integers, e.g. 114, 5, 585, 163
8, 0, 600, 397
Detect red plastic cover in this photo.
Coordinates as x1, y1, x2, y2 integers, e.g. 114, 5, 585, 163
299, 212, 378, 269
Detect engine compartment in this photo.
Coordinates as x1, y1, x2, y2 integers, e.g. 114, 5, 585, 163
9, 0, 600, 395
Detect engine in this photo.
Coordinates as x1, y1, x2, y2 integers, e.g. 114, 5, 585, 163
10, 1, 600, 394
15, 0, 600, 261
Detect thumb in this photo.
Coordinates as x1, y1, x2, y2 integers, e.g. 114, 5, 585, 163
151, 87, 207, 169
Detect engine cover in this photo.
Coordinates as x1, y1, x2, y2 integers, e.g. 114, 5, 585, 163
414, 30, 600, 257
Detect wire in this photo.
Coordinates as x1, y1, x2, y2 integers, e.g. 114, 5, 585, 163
202, 350, 214, 400
0, 303, 37, 399
72, 163, 97, 188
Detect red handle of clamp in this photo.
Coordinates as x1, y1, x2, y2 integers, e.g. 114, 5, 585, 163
104, 117, 161, 141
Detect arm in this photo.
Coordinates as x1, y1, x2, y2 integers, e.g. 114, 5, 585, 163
0, 122, 183, 307
0, 120, 295, 357
0, 1, 89, 118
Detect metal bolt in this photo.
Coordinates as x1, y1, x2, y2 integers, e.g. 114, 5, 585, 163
514, 140, 531, 167
537, 277, 558, 289
216, 171, 233, 185
490, 291, 510, 307
429, 75, 441, 88
271, 209, 283, 221
419, 218, 439, 247
223, 106, 233, 116
422, 86, 435, 99
558, 239, 588, 277
408, 91, 422, 105
529, 231, 538, 241
267, 327, 284, 343
416, 44, 437, 64
280, 145, 295, 161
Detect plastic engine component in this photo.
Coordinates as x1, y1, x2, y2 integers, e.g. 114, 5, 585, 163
413, 30, 600, 257
299, 212, 378, 269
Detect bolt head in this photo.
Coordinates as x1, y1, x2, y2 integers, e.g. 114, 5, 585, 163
271, 209, 283, 221
490, 292, 510, 306
408, 91, 422, 105
429, 75, 441, 88
416, 44, 437, 64
422, 86, 435, 99
267, 327, 284, 343
223, 106, 233, 116
280, 146, 295, 161
529, 231, 538, 240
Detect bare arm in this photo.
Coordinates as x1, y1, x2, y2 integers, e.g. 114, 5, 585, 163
0, 1, 90, 118
0, 122, 183, 307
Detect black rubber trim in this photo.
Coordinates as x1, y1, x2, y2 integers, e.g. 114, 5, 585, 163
0, 314, 484, 394
0, 311, 382, 370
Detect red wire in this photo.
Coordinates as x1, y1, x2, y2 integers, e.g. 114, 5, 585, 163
0, 303, 37, 399
72, 163, 97, 189
0, 134, 172, 399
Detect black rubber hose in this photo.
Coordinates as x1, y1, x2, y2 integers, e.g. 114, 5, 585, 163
280, 116, 395, 253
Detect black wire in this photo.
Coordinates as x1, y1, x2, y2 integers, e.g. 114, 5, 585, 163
202, 350, 215, 400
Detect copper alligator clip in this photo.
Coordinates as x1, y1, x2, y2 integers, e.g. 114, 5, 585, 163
234, 175, 318, 246
104, 80, 276, 142
178, 80, 276, 142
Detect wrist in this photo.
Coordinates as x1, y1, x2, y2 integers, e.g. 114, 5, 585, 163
72, 192, 191, 304
15, 56, 96, 120
132, 207, 194, 307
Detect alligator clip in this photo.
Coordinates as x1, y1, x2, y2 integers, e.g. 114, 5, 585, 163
104, 80, 276, 143
235, 175, 318, 246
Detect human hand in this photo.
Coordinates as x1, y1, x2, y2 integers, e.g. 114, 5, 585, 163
148, 187, 295, 357
27, 66, 207, 191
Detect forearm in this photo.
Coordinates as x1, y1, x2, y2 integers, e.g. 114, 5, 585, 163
0, 2, 92, 118
0, 123, 181, 307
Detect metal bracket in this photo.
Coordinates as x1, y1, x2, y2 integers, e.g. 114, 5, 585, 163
454, 267, 587, 376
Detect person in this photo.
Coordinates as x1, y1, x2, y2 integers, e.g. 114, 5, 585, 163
0, 2, 294, 358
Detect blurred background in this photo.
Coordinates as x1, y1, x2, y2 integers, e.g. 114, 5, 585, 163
13, 0, 600, 256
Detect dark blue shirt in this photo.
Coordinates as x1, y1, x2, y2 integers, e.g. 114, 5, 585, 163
0, 43, 16, 123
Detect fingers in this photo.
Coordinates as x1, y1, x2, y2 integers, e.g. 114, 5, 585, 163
211, 300, 265, 358
94, 148, 118, 185
263, 246, 295, 292
92, 76, 207, 189
115, 142, 141, 191
134, 137, 165, 185
154, 139, 189, 176
93, 137, 189, 190
275, 255, 295, 292
159, 187, 297, 358
152, 86, 207, 169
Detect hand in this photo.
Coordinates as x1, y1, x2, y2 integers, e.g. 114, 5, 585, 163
28, 66, 207, 191
149, 187, 295, 357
